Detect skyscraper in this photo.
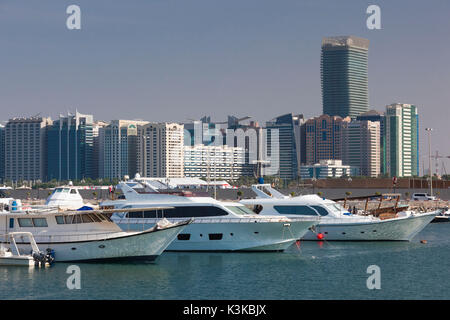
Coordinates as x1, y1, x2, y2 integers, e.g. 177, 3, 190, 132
342, 120, 380, 177
0, 124, 4, 182
321, 36, 369, 119
304, 114, 350, 165
102, 120, 149, 179
137, 123, 184, 178
47, 112, 94, 181
356, 110, 385, 174
265, 113, 301, 180
4, 117, 52, 181
385, 103, 419, 177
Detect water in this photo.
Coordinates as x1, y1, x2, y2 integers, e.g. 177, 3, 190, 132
1, 223, 449, 300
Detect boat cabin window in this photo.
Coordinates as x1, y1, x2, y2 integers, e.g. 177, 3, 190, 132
73, 215, 82, 224
81, 214, 94, 223
18, 218, 48, 227
56, 213, 108, 224
32, 218, 48, 227
273, 205, 319, 216
90, 214, 102, 222
56, 216, 65, 224
225, 206, 254, 215
310, 206, 329, 216
70, 189, 77, 194
18, 218, 33, 227
126, 206, 228, 218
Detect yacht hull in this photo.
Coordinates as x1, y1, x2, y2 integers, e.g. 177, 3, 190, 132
115, 219, 316, 251
301, 212, 436, 241
0, 256, 35, 266
7, 223, 188, 262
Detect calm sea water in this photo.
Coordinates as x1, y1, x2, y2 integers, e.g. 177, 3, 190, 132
1, 223, 449, 300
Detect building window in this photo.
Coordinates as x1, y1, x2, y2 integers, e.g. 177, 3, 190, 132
322, 131, 327, 141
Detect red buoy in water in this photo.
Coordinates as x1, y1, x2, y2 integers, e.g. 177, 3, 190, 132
317, 233, 324, 240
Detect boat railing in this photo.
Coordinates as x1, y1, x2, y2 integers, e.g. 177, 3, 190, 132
1, 231, 131, 244
114, 217, 313, 224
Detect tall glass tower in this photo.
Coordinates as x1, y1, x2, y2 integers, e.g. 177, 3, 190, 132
47, 112, 94, 181
321, 36, 369, 119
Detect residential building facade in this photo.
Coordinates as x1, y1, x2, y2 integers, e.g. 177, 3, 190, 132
4, 117, 52, 181
385, 103, 419, 177
342, 120, 381, 177
137, 123, 184, 178
300, 159, 354, 179
304, 114, 351, 165
356, 110, 385, 174
265, 113, 302, 180
47, 112, 94, 181
102, 120, 149, 179
321, 36, 369, 119
0, 124, 4, 182
184, 145, 246, 181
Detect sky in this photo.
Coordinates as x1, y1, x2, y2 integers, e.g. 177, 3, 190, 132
0, 0, 449, 175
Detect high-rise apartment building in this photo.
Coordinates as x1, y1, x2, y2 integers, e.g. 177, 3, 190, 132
356, 110, 385, 174
385, 103, 419, 177
137, 123, 184, 178
304, 114, 351, 165
92, 121, 109, 179
47, 112, 94, 181
0, 124, 4, 182
184, 145, 246, 181
342, 120, 380, 177
265, 113, 302, 180
4, 117, 52, 181
321, 36, 369, 119
102, 120, 149, 179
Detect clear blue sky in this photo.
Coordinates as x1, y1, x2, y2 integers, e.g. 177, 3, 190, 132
1, 0, 449, 175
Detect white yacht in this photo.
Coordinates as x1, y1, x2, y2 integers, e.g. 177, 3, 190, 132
0, 197, 191, 262
44, 184, 86, 209
240, 184, 438, 241
100, 182, 320, 252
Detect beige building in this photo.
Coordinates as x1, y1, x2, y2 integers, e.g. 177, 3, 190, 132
342, 120, 380, 177
102, 120, 149, 179
4, 117, 52, 181
137, 123, 184, 178
304, 114, 351, 165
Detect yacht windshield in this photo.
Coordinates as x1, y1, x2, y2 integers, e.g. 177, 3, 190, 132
225, 206, 254, 215
324, 203, 348, 215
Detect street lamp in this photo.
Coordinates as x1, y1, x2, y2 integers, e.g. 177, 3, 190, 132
425, 128, 433, 197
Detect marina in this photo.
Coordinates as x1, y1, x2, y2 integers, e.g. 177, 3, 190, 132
1, 223, 449, 300
1, 180, 447, 300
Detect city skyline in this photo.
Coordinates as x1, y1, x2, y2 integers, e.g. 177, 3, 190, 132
1, 0, 449, 173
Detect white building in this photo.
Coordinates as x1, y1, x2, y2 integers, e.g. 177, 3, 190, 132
137, 123, 184, 178
184, 144, 246, 181
385, 103, 419, 177
300, 159, 355, 179
342, 120, 380, 177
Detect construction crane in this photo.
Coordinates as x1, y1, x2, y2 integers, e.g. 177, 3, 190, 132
431, 151, 450, 176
